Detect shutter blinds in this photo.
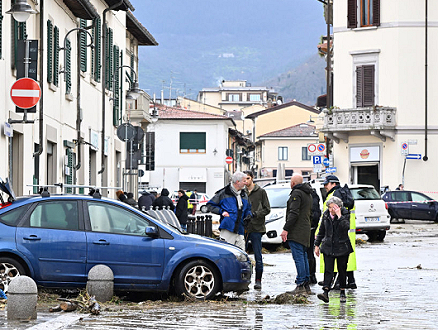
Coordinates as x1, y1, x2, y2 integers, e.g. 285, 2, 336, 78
356, 66, 363, 107
53, 26, 59, 86
79, 19, 87, 72
65, 38, 72, 94
47, 20, 53, 83
356, 65, 375, 107
373, 0, 380, 26
92, 17, 101, 82
347, 0, 357, 28
113, 45, 120, 126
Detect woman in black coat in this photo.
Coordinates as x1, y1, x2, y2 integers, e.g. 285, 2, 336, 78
175, 189, 189, 231
152, 188, 175, 211
314, 196, 353, 303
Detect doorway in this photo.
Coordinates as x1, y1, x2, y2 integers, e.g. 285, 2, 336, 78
352, 164, 379, 191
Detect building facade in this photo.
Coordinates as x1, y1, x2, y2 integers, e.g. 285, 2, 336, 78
0, 0, 157, 197
321, 0, 438, 193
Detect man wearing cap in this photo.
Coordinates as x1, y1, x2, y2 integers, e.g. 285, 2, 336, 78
320, 175, 357, 289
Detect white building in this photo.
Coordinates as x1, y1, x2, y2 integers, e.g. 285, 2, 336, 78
0, 0, 157, 197
321, 0, 438, 193
145, 107, 236, 196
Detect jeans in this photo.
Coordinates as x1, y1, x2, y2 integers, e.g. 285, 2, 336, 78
288, 240, 310, 285
248, 232, 263, 273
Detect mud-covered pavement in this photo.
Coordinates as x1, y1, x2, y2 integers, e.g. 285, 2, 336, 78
2, 221, 438, 329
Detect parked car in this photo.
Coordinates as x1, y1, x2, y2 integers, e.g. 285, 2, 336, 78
382, 190, 438, 223
261, 181, 390, 244
0, 186, 251, 300
170, 191, 211, 213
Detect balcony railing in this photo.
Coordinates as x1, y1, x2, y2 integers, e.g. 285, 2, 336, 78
129, 92, 154, 123
321, 106, 396, 143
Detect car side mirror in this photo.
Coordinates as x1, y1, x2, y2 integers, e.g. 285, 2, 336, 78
145, 226, 159, 238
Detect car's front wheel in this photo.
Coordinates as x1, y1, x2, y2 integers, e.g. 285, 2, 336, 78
0, 258, 26, 293
175, 260, 219, 300
200, 205, 208, 213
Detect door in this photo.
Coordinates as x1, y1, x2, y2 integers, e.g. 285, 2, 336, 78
16, 200, 87, 284
410, 192, 435, 220
353, 164, 380, 191
391, 191, 412, 219
85, 201, 165, 288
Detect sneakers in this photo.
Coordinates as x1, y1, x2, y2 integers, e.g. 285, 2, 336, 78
287, 284, 306, 295
304, 283, 312, 295
254, 280, 262, 290
317, 290, 329, 303
340, 290, 346, 303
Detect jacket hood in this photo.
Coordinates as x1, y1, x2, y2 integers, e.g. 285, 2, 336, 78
292, 182, 312, 194
161, 188, 170, 196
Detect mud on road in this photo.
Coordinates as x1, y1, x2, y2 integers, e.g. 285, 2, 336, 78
2, 221, 438, 330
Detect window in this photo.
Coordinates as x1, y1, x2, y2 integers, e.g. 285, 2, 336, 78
302, 147, 311, 161
113, 45, 121, 126
248, 94, 261, 102
87, 202, 152, 235
227, 94, 240, 102
0, 206, 30, 226
411, 193, 429, 203
29, 201, 79, 230
348, 0, 380, 28
278, 147, 288, 161
180, 132, 206, 154
356, 65, 375, 107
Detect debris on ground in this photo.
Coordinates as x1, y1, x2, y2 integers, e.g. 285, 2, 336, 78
272, 292, 310, 304
356, 238, 367, 245
49, 291, 101, 315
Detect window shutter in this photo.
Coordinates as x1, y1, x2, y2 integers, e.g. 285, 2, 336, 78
47, 20, 53, 83
363, 65, 375, 106
113, 45, 120, 126
53, 26, 59, 86
130, 53, 135, 82
373, 0, 380, 26
92, 17, 101, 82
0, 1, 3, 59
105, 27, 113, 89
145, 132, 155, 171
356, 66, 363, 107
347, 0, 357, 28
79, 19, 87, 72
65, 38, 72, 94
65, 149, 75, 193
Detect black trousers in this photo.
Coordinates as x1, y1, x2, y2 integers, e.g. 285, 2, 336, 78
307, 228, 316, 275
323, 254, 349, 290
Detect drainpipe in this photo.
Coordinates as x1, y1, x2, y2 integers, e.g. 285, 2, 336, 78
424, 0, 428, 161
33, 0, 44, 159
98, 0, 124, 180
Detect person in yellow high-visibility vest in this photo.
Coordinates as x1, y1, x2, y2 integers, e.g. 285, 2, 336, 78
319, 175, 357, 289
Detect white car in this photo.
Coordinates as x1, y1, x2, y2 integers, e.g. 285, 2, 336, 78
261, 181, 390, 245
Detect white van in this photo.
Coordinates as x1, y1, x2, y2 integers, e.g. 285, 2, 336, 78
261, 181, 390, 245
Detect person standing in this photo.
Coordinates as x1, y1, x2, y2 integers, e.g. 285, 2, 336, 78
321, 175, 357, 289
138, 190, 155, 211
244, 171, 271, 290
308, 187, 321, 284
315, 196, 354, 303
280, 174, 313, 295
175, 189, 189, 231
191, 189, 199, 215
124, 192, 137, 207
207, 171, 252, 250
152, 188, 175, 211
116, 190, 127, 202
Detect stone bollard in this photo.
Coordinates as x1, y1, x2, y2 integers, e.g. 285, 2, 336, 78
7, 276, 38, 321
87, 265, 114, 302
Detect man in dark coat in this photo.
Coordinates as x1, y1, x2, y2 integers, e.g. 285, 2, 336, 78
280, 173, 312, 295
138, 190, 155, 211
124, 192, 137, 207
152, 188, 175, 211
175, 189, 189, 231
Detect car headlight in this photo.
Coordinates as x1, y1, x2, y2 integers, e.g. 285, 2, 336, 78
266, 209, 285, 224
231, 249, 249, 262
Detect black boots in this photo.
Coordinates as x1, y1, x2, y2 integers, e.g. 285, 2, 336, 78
317, 289, 329, 303
340, 290, 346, 303
254, 271, 262, 290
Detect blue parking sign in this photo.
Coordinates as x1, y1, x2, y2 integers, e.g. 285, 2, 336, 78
313, 156, 322, 165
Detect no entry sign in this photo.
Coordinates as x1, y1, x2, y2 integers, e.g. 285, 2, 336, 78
10, 78, 41, 109
225, 156, 233, 164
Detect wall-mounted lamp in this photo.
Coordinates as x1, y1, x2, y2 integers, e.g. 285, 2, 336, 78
6, 0, 37, 22
213, 148, 218, 156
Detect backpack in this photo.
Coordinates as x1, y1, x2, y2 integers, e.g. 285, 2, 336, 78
310, 188, 322, 229
333, 184, 355, 210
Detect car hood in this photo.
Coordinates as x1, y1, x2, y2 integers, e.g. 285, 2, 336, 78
182, 234, 245, 254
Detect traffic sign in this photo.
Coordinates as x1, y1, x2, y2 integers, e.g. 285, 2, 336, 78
307, 143, 325, 156
313, 164, 322, 173
323, 158, 330, 167
406, 154, 421, 160
307, 144, 317, 153
326, 167, 337, 173
225, 156, 233, 164
401, 141, 409, 155
3, 122, 13, 138
10, 78, 41, 109
313, 155, 322, 165
317, 143, 326, 153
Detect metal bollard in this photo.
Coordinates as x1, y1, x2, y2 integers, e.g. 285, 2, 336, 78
7, 276, 37, 320
205, 215, 213, 237
87, 264, 114, 302
196, 216, 202, 235
200, 216, 205, 236
187, 215, 195, 233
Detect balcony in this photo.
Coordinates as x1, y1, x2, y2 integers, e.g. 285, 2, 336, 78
129, 92, 155, 123
320, 106, 396, 143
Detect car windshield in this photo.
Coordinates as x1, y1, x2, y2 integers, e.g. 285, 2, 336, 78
265, 188, 290, 208
350, 187, 381, 200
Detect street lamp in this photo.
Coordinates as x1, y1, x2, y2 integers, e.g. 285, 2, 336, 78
6, 0, 37, 23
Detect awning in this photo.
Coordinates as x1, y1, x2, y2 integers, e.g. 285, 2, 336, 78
126, 11, 158, 46
63, 0, 99, 20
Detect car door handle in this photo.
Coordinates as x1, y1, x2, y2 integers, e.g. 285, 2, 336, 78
412, 205, 418, 207
93, 240, 110, 245
23, 235, 41, 241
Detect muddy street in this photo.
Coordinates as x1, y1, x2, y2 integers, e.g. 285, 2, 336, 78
2, 221, 438, 330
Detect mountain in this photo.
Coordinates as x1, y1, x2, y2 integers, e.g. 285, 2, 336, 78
129, 0, 326, 101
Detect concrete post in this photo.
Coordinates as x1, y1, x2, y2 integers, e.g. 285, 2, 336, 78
87, 265, 114, 302
7, 276, 38, 320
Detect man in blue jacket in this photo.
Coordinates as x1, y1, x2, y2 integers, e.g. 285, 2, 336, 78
207, 171, 252, 250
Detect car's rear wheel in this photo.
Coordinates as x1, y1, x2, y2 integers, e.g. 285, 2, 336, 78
366, 231, 378, 242
200, 205, 208, 213
175, 259, 219, 300
376, 231, 386, 241
0, 258, 26, 293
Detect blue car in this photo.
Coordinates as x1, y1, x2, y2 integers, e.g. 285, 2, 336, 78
0, 183, 251, 300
